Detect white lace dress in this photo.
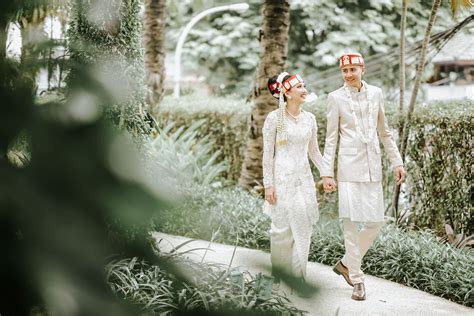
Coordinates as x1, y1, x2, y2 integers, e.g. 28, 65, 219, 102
262, 109, 324, 278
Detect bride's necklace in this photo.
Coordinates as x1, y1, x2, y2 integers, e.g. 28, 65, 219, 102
344, 82, 375, 144
286, 108, 301, 122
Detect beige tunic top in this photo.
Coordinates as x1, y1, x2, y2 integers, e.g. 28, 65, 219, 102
262, 109, 323, 276
321, 82, 403, 221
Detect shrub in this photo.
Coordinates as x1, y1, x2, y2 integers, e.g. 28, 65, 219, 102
365, 226, 474, 306
156, 184, 474, 307
405, 100, 473, 235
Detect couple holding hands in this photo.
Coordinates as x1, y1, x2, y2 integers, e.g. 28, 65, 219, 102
262, 53, 406, 301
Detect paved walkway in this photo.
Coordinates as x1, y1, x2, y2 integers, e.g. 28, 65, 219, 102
153, 232, 473, 316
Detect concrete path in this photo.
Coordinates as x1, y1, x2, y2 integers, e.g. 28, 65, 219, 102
153, 232, 473, 316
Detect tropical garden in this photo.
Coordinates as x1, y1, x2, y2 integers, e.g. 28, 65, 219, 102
1, 0, 473, 315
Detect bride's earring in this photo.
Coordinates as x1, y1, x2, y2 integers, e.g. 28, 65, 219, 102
286, 95, 292, 100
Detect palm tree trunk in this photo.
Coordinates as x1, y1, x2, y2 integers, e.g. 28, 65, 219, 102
394, 0, 442, 213
391, 0, 409, 219
398, 0, 408, 115
143, 0, 166, 112
238, 0, 290, 190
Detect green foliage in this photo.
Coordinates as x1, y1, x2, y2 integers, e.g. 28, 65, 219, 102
158, 94, 251, 182
366, 225, 474, 306
157, 95, 473, 236
107, 255, 304, 315
156, 185, 270, 250
147, 120, 227, 186
67, 0, 150, 137
165, 0, 261, 95
165, 0, 459, 96
1, 50, 164, 316
156, 184, 474, 307
405, 100, 473, 235
1, 2, 238, 314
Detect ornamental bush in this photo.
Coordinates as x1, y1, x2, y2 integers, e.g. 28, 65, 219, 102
404, 101, 473, 236
156, 95, 473, 236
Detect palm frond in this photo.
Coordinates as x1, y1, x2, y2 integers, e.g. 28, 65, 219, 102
450, 0, 473, 17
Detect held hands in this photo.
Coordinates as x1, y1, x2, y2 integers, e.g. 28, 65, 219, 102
394, 166, 406, 185
265, 187, 276, 205
322, 177, 337, 193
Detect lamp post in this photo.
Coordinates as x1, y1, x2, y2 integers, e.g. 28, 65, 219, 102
173, 3, 249, 98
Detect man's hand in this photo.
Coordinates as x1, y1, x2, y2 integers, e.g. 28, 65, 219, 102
265, 187, 276, 205
322, 177, 337, 193
394, 166, 406, 185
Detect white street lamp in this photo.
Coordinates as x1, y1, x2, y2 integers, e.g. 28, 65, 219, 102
173, 3, 250, 98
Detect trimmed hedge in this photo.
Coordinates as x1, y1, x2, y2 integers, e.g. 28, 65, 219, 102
405, 101, 473, 235
154, 184, 474, 307
157, 95, 473, 235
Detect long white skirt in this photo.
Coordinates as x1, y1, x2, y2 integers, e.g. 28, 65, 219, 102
338, 181, 384, 222
264, 174, 319, 278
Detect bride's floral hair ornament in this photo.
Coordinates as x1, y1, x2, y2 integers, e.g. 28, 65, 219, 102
267, 72, 304, 145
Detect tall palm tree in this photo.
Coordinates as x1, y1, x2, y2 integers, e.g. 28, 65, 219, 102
143, 0, 166, 111
398, 0, 409, 115
391, 0, 409, 220
393, 0, 473, 215
238, 0, 290, 190
399, 0, 442, 160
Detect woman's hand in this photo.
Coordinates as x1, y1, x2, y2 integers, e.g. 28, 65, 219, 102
322, 177, 337, 193
265, 187, 276, 205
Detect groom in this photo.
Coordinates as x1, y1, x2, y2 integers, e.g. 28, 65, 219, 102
320, 52, 406, 300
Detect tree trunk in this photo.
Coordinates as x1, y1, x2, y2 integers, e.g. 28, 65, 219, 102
0, 21, 7, 59
391, 0, 409, 219
238, 0, 290, 190
393, 0, 442, 214
143, 0, 166, 112
398, 0, 408, 115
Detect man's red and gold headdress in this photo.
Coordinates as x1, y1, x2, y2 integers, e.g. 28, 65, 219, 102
339, 53, 364, 68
